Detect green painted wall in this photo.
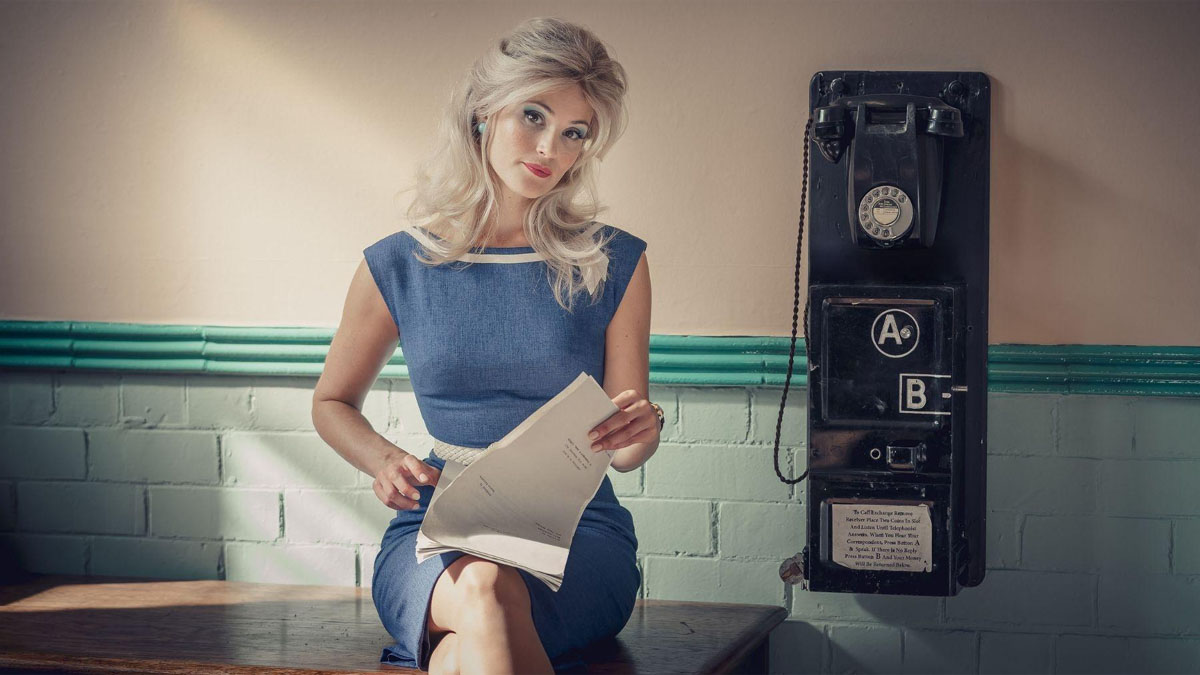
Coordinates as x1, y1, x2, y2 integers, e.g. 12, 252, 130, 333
1, 368, 1198, 674
3, 321, 1200, 395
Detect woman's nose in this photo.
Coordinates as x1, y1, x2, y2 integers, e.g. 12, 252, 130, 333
536, 130, 558, 157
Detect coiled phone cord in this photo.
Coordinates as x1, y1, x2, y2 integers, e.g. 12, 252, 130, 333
773, 117, 813, 485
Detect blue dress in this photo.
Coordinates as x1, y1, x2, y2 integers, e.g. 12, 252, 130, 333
364, 224, 647, 672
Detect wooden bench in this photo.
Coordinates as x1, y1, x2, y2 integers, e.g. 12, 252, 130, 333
0, 575, 786, 674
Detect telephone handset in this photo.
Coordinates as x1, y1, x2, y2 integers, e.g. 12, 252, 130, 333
769, 91, 967, 484
813, 93, 964, 249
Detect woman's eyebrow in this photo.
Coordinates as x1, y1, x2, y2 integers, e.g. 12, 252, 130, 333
529, 100, 590, 126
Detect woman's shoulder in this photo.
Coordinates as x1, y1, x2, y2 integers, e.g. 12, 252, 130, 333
594, 223, 646, 251
592, 223, 647, 303
363, 227, 432, 260
370, 227, 426, 247
594, 223, 647, 262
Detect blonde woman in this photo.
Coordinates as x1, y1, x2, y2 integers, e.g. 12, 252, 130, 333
312, 17, 660, 674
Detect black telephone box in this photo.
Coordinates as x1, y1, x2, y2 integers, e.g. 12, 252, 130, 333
801, 71, 989, 596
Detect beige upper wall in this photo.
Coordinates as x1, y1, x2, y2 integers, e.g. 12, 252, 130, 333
1, 1, 1197, 345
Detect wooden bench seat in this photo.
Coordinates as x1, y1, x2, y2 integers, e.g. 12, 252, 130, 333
0, 575, 786, 674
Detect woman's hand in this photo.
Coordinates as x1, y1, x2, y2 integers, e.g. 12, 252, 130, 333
372, 450, 441, 510
588, 389, 659, 452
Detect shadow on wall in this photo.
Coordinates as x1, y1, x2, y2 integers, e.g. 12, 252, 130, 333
0, 371, 402, 588
191, 375, 400, 587
0, 537, 32, 585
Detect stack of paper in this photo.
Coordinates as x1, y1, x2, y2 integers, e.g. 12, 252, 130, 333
415, 372, 620, 591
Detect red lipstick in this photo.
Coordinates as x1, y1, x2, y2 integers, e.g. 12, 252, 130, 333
524, 162, 551, 178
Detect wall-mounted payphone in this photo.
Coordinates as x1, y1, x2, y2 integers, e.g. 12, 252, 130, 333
775, 71, 989, 596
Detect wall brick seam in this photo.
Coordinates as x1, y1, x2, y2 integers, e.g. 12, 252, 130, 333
786, 617, 1200, 640
639, 552, 720, 560
12, 478, 225, 486
935, 620, 1200, 639
1169, 520, 1177, 573
788, 616, 947, 631
87, 534, 279, 544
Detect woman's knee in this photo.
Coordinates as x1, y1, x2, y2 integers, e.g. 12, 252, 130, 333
455, 557, 530, 606
429, 555, 530, 634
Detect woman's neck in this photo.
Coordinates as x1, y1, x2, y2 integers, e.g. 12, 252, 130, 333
482, 191, 533, 247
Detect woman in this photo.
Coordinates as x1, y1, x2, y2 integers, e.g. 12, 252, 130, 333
311, 17, 661, 674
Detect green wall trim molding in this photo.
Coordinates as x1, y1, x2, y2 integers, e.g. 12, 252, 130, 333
2, 321, 1199, 396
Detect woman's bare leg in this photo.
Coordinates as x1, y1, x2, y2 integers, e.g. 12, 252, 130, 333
428, 631, 460, 675
428, 555, 553, 675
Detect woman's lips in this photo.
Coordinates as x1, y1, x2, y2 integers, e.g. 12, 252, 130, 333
523, 162, 551, 178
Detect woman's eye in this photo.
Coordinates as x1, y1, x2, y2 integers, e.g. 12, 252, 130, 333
523, 108, 585, 141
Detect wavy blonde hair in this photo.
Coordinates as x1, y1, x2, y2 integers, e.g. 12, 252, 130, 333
401, 17, 629, 312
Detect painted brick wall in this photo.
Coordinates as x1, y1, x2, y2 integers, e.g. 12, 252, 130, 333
1, 370, 1198, 674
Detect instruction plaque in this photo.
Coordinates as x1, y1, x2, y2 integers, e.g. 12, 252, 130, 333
830, 501, 933, 572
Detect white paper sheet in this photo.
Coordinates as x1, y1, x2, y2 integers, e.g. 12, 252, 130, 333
415, 372, 620, 591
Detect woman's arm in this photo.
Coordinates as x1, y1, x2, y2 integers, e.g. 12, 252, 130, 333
592, 251, 659, 472
312, 260, 440, 510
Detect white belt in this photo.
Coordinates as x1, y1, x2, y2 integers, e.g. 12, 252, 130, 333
432, 438, 487, 466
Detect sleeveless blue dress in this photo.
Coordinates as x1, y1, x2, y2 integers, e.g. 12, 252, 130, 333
364, 224, 646, 672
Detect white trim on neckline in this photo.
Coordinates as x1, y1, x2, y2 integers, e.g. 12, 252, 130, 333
458, 251, 545, 264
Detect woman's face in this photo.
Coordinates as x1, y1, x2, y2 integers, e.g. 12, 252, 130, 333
484, 83, 594, 204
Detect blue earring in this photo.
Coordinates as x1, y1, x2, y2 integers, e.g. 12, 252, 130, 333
476, 121, 486, 135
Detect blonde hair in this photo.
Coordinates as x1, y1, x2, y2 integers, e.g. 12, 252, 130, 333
401, 17, 629, 312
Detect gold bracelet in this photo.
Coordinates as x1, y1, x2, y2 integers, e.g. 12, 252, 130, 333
648, 401, 665, 431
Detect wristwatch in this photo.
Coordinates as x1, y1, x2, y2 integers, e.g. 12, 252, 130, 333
648, 401, 665, 432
